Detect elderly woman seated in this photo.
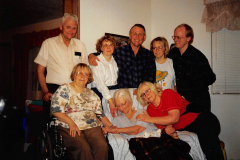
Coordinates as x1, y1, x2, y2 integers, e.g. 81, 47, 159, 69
103, 89, 158, 139
51, 63, 114, 160
103, 88, 206, 160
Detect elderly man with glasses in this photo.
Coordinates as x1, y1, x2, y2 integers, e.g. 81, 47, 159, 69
34, 13, 89, 130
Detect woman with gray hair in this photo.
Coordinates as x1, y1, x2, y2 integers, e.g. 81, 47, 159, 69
103, 89, 195, 160
102, 89, 158, 140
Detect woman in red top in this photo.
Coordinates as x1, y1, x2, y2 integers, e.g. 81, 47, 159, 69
136, 81, 224, 160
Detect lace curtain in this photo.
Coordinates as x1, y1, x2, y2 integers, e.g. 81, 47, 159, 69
201, 0, 240, 32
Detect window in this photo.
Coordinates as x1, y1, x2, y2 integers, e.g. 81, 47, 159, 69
212, 28, 240, 94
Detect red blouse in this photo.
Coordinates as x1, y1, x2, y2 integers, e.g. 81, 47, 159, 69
147, 89, 199, 130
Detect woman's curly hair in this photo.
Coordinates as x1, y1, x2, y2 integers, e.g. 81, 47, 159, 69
95, 35, 118, 53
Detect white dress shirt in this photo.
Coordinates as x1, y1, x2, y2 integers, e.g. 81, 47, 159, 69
34, 34, 88, 85
91, 54, 118, 100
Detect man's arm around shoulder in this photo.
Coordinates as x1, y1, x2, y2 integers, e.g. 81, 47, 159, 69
88, 52, 100, 66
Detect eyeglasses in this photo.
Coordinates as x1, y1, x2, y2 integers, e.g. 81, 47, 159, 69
153, 46, 164, 50
102, 44, 114, 48
76, 71, 89, 77
172, 36, 186, 41
115, 101, 127, 109
140, 88, 151, 98
64, 25, 77, 31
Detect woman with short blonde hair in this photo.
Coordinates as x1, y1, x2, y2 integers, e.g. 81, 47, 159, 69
150, 37, 177, 91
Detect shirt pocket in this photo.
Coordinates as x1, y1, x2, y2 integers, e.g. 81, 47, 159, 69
74, 55, 81, 64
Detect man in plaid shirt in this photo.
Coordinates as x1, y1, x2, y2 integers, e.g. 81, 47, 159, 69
89, 24, 156, 90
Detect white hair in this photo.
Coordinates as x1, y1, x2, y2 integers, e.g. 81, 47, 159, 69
62, 13, 78, 24
113, 89, 134, 109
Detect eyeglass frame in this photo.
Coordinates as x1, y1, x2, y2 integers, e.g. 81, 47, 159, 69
172, 36, 186, 41
76, 71, 90, 77
102, 43, 114, 48
152, 46, 164, 50
140, 88, 151, 98
115, 101, 128, 109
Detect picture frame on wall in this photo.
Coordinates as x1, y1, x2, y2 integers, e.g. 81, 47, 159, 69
105, 33, 130, 47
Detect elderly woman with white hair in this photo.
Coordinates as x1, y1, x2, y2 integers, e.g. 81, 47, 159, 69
102, 89, 158, 140
102, 89, 194, 160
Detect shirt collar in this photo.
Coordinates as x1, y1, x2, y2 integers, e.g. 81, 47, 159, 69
99, 53, 115, 62
128, 43, 145, 56
57, 34, 76, 46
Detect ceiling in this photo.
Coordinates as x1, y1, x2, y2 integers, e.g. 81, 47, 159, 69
0, 0, 63, 31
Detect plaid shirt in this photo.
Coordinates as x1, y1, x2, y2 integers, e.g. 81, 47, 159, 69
114, 44, 156, 88
93, 44, 156, 88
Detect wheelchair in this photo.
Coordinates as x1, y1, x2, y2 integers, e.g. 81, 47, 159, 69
35, 117, 68, 160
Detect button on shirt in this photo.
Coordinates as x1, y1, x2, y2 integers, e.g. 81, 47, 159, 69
34, 34, 88, 85
114, 44, 156, 88
91, 54, 118, 100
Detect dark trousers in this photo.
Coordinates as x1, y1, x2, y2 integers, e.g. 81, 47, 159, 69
182, 90, 211, 112
91, 85, 119, 102
42, 84, 60, 128
58, 126, 108, 160
183, 111, 224, 160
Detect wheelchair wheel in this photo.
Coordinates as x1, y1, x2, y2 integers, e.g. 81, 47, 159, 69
48, 119, 68, 160
35, 130, 53, 160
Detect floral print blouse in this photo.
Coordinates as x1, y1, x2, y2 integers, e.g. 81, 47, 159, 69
51, 83, 104, 130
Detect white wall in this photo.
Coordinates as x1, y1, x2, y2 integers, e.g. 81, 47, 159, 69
80, 0, 240, 159
80, 0, 151, 54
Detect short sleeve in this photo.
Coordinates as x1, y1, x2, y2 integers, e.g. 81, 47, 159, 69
50, 85, 70, 115
34, 40, 49, 67
90, 90, 103, 118
79, 42, 89, 65
161, 89, 182, 112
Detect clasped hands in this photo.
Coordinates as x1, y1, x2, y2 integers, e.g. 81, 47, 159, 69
102, 126, 118, 135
